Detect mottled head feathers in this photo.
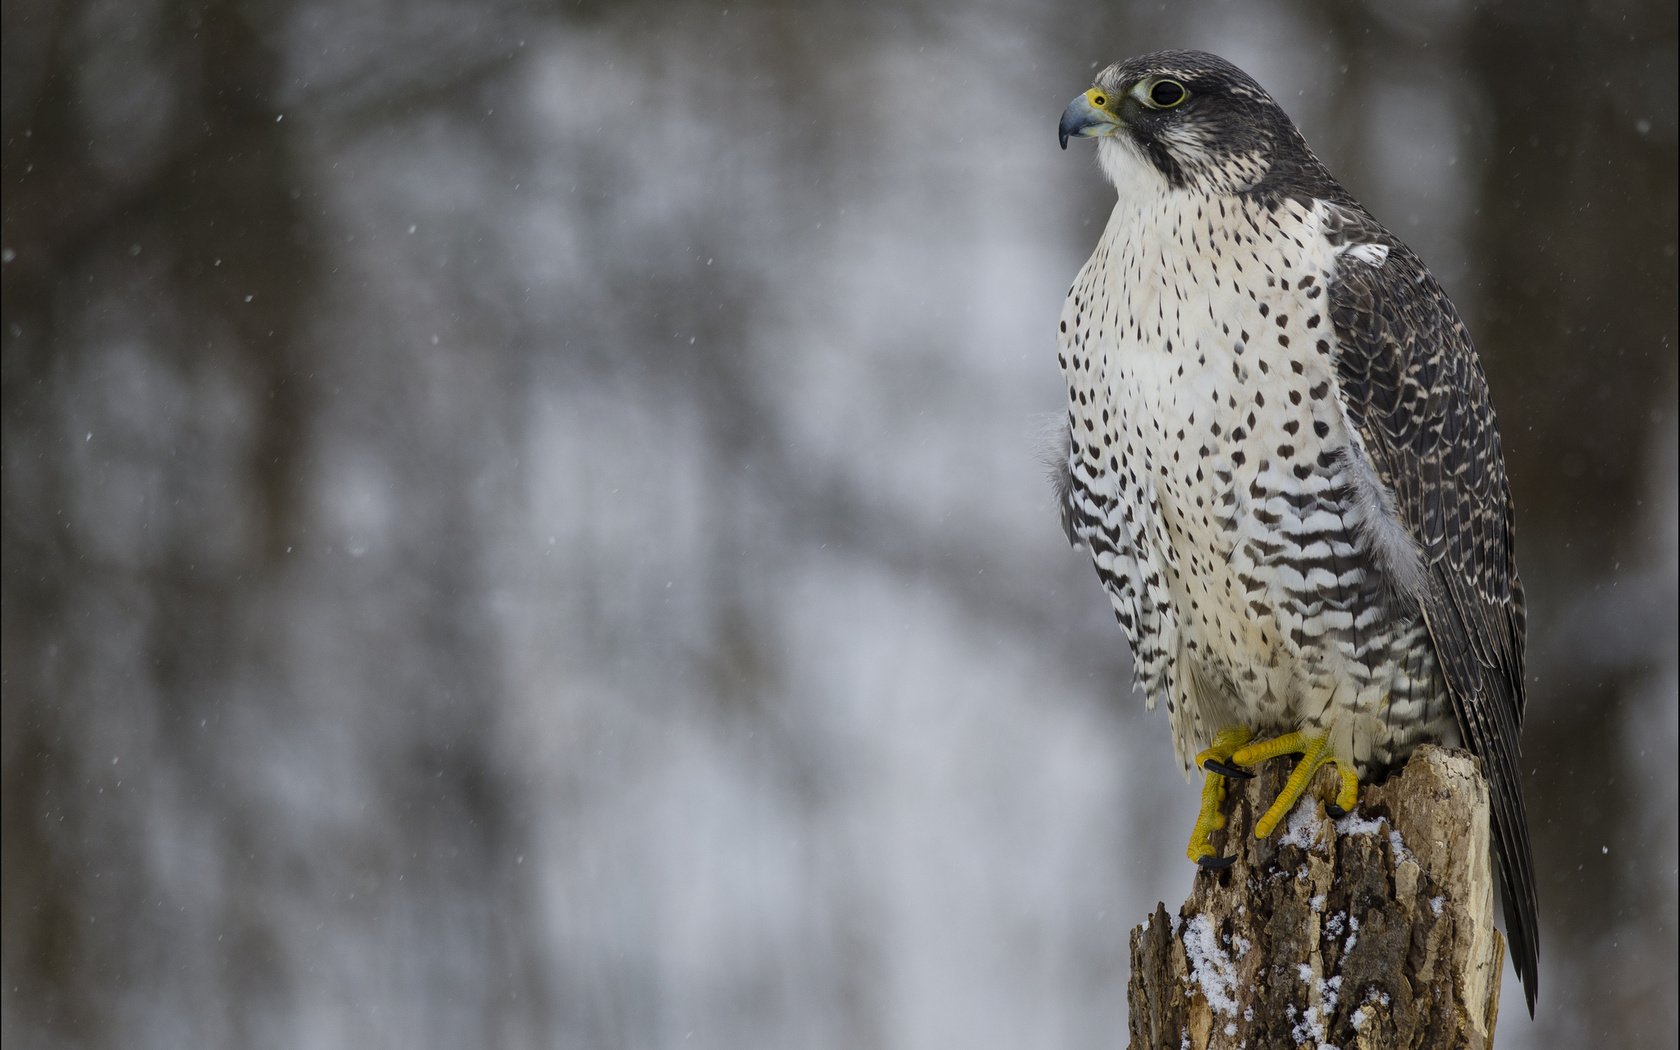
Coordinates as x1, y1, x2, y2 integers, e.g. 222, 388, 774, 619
1085, 50, 1342, 205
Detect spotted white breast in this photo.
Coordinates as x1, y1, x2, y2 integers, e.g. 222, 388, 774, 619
1057, 157, 1454, 775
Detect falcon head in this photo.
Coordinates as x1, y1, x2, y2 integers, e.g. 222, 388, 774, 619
1059, 50, 1330, 199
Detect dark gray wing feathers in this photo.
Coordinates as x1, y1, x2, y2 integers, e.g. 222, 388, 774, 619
1327, 217, 1539, 1013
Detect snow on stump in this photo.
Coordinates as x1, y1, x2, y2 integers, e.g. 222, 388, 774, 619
1127, 744, 1504, 1049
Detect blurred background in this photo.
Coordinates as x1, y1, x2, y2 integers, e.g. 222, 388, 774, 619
3, 0, 1675, 1047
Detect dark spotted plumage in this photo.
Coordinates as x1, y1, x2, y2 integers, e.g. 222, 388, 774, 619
1055, 50, 1537, 1010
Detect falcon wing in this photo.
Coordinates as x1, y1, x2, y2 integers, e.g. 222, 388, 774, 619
1325, 209, 1539, 1012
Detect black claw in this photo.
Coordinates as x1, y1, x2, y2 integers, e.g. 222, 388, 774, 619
1197, 853, 1236, 870
1324, 802, 1347, 819
1202, 758, 1253, 779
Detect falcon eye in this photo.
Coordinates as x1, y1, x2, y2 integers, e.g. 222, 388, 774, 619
1091, 93, 1107, 107
1146, 79, 1188, 109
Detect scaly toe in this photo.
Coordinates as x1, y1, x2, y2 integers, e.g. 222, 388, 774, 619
1252, 734, 1332, 839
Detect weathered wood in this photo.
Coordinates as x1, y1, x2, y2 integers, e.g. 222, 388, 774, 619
1127, 745, 1504, 1049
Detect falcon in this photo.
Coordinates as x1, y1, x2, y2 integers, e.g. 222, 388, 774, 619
1053, 50, 1538, 1010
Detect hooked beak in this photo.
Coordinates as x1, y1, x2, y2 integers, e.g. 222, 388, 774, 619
1059, 88, 1123, 150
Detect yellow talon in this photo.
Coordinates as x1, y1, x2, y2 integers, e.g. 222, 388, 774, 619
1230, 731, 1361, 838
1187, 770, 1228, 864
1334, 764, 1360, 815
1187, 727, 1254, 864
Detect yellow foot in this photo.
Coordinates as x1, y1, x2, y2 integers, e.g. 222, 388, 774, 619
1230, 731, 1361, 838
1186, 727, 1254, 867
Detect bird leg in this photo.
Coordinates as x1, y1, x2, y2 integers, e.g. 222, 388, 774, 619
1230, 731, 1361, 838
1187, 727, 1255, 867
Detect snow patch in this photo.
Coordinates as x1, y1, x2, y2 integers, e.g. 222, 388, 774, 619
1333, 808, 1412, 862
1280, 800, 1328, 850
1289, 972, 1343, 1050
1352, 987, 1392, 1031
1388, 829, 1410, 863
1181, 914, 1240, 1017
1324, 911, 1346, 941
1323, 974, 1343, 1006
1333, 807, 1385, 837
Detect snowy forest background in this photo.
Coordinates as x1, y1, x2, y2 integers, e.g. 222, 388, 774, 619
3, 1, 1676, 1047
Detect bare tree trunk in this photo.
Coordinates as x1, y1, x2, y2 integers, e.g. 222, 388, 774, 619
1128, 745, 1504, 1049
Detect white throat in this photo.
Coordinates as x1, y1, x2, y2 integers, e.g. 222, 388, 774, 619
1095, 135, 1173, 196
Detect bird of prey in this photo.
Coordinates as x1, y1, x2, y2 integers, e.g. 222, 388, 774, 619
1053, 50, 1537, 1011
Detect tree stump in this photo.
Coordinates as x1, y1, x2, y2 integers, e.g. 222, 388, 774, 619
1127, 745, 1504, 1049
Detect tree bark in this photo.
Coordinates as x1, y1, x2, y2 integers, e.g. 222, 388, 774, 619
1127, 745, 1504, 1049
